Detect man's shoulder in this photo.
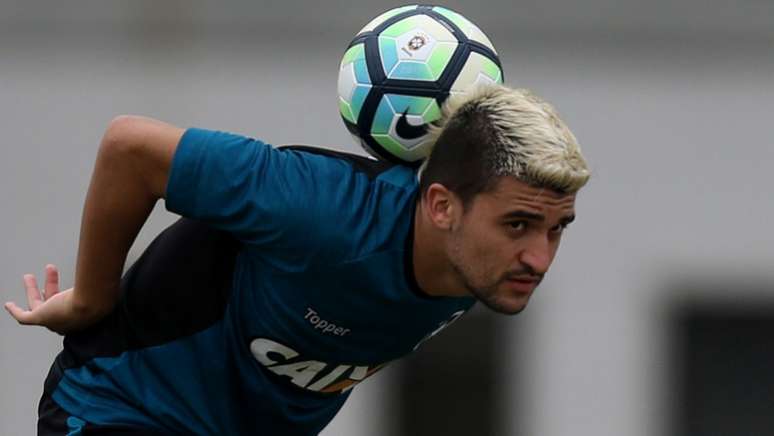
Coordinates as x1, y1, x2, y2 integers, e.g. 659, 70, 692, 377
267, 146, 417, 263
277, 145, 416, 189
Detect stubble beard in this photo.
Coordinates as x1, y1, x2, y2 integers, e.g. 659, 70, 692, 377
447, 231, 528, 316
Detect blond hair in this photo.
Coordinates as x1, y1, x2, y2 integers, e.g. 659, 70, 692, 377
420, 84, 590, 196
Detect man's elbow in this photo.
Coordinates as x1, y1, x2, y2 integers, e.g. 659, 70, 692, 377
101, 115, 153, 155
98, 115, 182, 199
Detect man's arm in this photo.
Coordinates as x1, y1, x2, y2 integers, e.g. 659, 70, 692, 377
4, 115, 183, 333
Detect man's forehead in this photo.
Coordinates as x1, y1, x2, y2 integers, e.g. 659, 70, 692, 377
487, 176, 576, 211
491, 177, 575, 205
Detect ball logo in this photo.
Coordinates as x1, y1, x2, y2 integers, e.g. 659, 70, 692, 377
408, 35, 426, 51
396, 108, 428, 140
400, 33, 430, 58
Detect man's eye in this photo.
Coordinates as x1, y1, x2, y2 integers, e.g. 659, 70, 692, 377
550, 223, 569, 234
508, 221, 527, 231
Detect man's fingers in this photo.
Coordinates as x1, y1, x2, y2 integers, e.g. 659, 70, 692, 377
4, 302, 35, 325
44, 264, 60, 300
23, 274, 43, 309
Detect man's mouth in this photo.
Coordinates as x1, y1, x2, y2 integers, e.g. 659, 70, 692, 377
503, 277, 540, 293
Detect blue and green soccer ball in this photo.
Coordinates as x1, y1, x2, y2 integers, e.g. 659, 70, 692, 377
337, 5, 504, 165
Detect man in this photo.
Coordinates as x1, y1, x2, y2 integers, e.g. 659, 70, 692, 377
5, 84, 590, 435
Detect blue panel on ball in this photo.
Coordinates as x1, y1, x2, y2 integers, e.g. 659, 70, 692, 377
353, 60, 371, 85
371, 98, 395, 135
378, 37, 399, 77
390, 61, 433, 81
385, 94, 431, 116
350, 85, 371, 120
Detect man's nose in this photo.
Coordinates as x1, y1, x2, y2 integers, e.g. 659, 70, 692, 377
518, 235, 552, 276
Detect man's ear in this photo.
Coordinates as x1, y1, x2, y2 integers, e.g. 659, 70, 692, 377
422, 183, 462, 231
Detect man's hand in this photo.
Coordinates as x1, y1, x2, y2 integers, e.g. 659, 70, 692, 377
5, 116, 181, 334
4, 264, 102, 334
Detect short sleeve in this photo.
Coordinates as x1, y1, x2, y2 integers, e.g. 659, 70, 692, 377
164, 128, 354, 252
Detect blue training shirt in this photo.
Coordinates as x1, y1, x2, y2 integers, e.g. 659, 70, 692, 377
50, 129, 476, 435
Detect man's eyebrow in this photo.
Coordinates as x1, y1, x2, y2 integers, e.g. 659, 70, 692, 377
502, 211, 576, 224
503, 210, 545, 221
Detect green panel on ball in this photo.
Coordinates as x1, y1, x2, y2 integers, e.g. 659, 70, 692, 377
422, 100, 441, 122
371, 98, 395, 134
427, 43, 455, 80
431, 7, 472, 32
482, 57, 503, 82
373, 134, 407, 157
339, 99, 355, 124
341, 44, 365, 66
386, 94, 433, 116
380, 16, 420, 38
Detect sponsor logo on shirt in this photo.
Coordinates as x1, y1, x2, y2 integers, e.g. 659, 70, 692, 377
250, 337, 385, 394
248, 309, 466, 394
304, 307, 351, 336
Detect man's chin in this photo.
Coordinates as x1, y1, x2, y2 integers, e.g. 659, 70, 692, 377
475, 293, 529, 315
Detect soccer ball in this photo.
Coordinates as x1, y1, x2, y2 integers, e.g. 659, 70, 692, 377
337, 5, 503, 165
